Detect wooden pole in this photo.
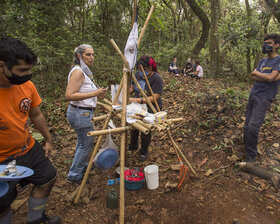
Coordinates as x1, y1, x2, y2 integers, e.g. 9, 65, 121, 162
97, 102, 150, 134
131, 0, 137, 28
87, 126, 131, 136
119, 70, 128, 224
138, 5, 155, 47
139, 64, 160, 112
111, 78, 124, 105
109, 39, 157, 115
166, 118, 183, 124
167, 130, 197, 177
74, 79, 124, 203
92, 115, 107, 122
110, 39, 130, 69
131, 72, 157, 113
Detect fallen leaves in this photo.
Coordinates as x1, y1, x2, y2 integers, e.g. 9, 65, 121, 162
205, 169, 213, 177
198, 158, 208, 168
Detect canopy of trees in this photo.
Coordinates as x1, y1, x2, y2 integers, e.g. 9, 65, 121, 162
1, 0, 280, 97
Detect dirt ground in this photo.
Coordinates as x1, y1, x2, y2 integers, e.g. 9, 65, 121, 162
13, 72, 280, 224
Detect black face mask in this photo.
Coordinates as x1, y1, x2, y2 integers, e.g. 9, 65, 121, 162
5, 72, 32, 85
262, 43, 273, 54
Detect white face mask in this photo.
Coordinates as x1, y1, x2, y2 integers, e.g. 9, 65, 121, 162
80, 58, 92, 77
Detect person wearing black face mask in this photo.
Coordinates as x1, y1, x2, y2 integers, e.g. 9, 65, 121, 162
243, 34, 280, 163
0, 37, 61, 224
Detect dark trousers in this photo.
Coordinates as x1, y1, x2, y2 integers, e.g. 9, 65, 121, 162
129, 130, 152, 154
243, 93, 272, 159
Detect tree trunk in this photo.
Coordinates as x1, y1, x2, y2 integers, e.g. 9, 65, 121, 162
264, 0, 280, 23
183, 0, 210, 57
245, 0, 252, 74
209, 0, 221, 76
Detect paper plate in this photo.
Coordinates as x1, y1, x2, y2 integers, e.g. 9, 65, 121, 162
0, 165, 34, 181
0, 182, 9, 197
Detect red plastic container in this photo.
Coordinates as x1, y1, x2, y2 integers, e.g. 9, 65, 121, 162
124, 169, 145, 190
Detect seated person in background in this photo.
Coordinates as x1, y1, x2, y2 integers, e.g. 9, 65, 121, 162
129, 56, 163, 162
192, 58, 197, 71
168, 57, 180, 77
183, 58, 193, 76
191, 59, 203, 79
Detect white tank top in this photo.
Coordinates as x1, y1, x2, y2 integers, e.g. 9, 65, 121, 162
68, 66, 98, 108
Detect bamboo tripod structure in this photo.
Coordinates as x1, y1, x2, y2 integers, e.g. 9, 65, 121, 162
74, 3, 196, 224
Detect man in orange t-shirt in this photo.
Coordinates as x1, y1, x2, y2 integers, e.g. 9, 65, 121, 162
0, 37, 61, 224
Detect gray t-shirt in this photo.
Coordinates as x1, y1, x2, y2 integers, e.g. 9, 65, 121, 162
251, 56, 280, 99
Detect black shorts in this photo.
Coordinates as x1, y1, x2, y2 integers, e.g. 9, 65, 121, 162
0, 141, 57, 213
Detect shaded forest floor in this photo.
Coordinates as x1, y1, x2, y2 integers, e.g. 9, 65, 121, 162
13, 71, 280, 224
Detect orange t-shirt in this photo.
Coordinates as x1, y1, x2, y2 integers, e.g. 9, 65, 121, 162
0, 81, 42, 162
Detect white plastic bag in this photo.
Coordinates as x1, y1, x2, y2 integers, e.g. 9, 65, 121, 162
93, 131, 119, 170
111, 84, 123, 104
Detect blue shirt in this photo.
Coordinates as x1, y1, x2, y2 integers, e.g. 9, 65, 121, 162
251, 56, 280, 99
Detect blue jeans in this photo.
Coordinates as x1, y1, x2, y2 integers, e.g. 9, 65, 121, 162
243, 94, 272, 160
66, 105, 94, 181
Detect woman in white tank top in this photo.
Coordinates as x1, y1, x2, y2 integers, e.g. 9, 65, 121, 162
65, 44, 107, 184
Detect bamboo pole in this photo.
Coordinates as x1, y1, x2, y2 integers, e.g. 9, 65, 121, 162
103, 98, 112, 105
154, 122, 166, 130
87, 126, 131, 136
92, 115, 107, 122
167, 130, 197, 176
136, 120, 153, 130
111, 78, 124, 106
139, 64, 160, 112
74, 78, 125, 203
138, 5, 155, 47
131, 0, 137, 28
97, 102, 150, 134
166, 117, 183, 124
110, 38, 158, 116
75, 109, 112, 203
119, 70, 128, 224
110, 39, 130, 69
131, 72, 157, 113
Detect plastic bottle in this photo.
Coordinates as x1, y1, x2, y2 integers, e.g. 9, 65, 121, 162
107, 178, 120, 186
106, 188, 118, 209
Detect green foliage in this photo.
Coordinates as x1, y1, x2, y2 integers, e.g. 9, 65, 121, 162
1, 0, 280, 100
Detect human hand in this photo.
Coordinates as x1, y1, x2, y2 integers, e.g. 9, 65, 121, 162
44, 141, 53, 157
97, 87, 108, 98
129, 97, 138, 103
251, 69, 258, 76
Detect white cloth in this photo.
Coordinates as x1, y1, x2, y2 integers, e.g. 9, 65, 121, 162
80, 59, 92, 78
196, 65, 204, 78
68, 66, 98, 108
124, 22, 138, 70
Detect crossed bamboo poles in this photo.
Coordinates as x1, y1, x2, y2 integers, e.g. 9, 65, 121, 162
73, 4, 196, 224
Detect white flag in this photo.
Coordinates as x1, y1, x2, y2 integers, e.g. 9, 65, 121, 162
124, 22, 138, 70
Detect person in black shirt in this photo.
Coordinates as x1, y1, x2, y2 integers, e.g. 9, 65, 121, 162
183, 58, 193, 76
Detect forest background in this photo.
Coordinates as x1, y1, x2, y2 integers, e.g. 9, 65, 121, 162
1, 0, 280, 102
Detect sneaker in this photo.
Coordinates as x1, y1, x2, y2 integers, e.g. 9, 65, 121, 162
138, 153, 147, 162
175, 74, 180, 77
27, 211, 62, 224
66, 177, 83, 185
82, 164, 96, 174
245, 156, 256, 162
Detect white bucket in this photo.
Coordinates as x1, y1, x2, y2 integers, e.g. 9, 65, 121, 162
144, 165, 159, 190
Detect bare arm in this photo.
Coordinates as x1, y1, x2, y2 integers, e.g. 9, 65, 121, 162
29, 106, 52, 157
129, 93, 160, 104
252, 69, 280, 82
65, 69, 107, 101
